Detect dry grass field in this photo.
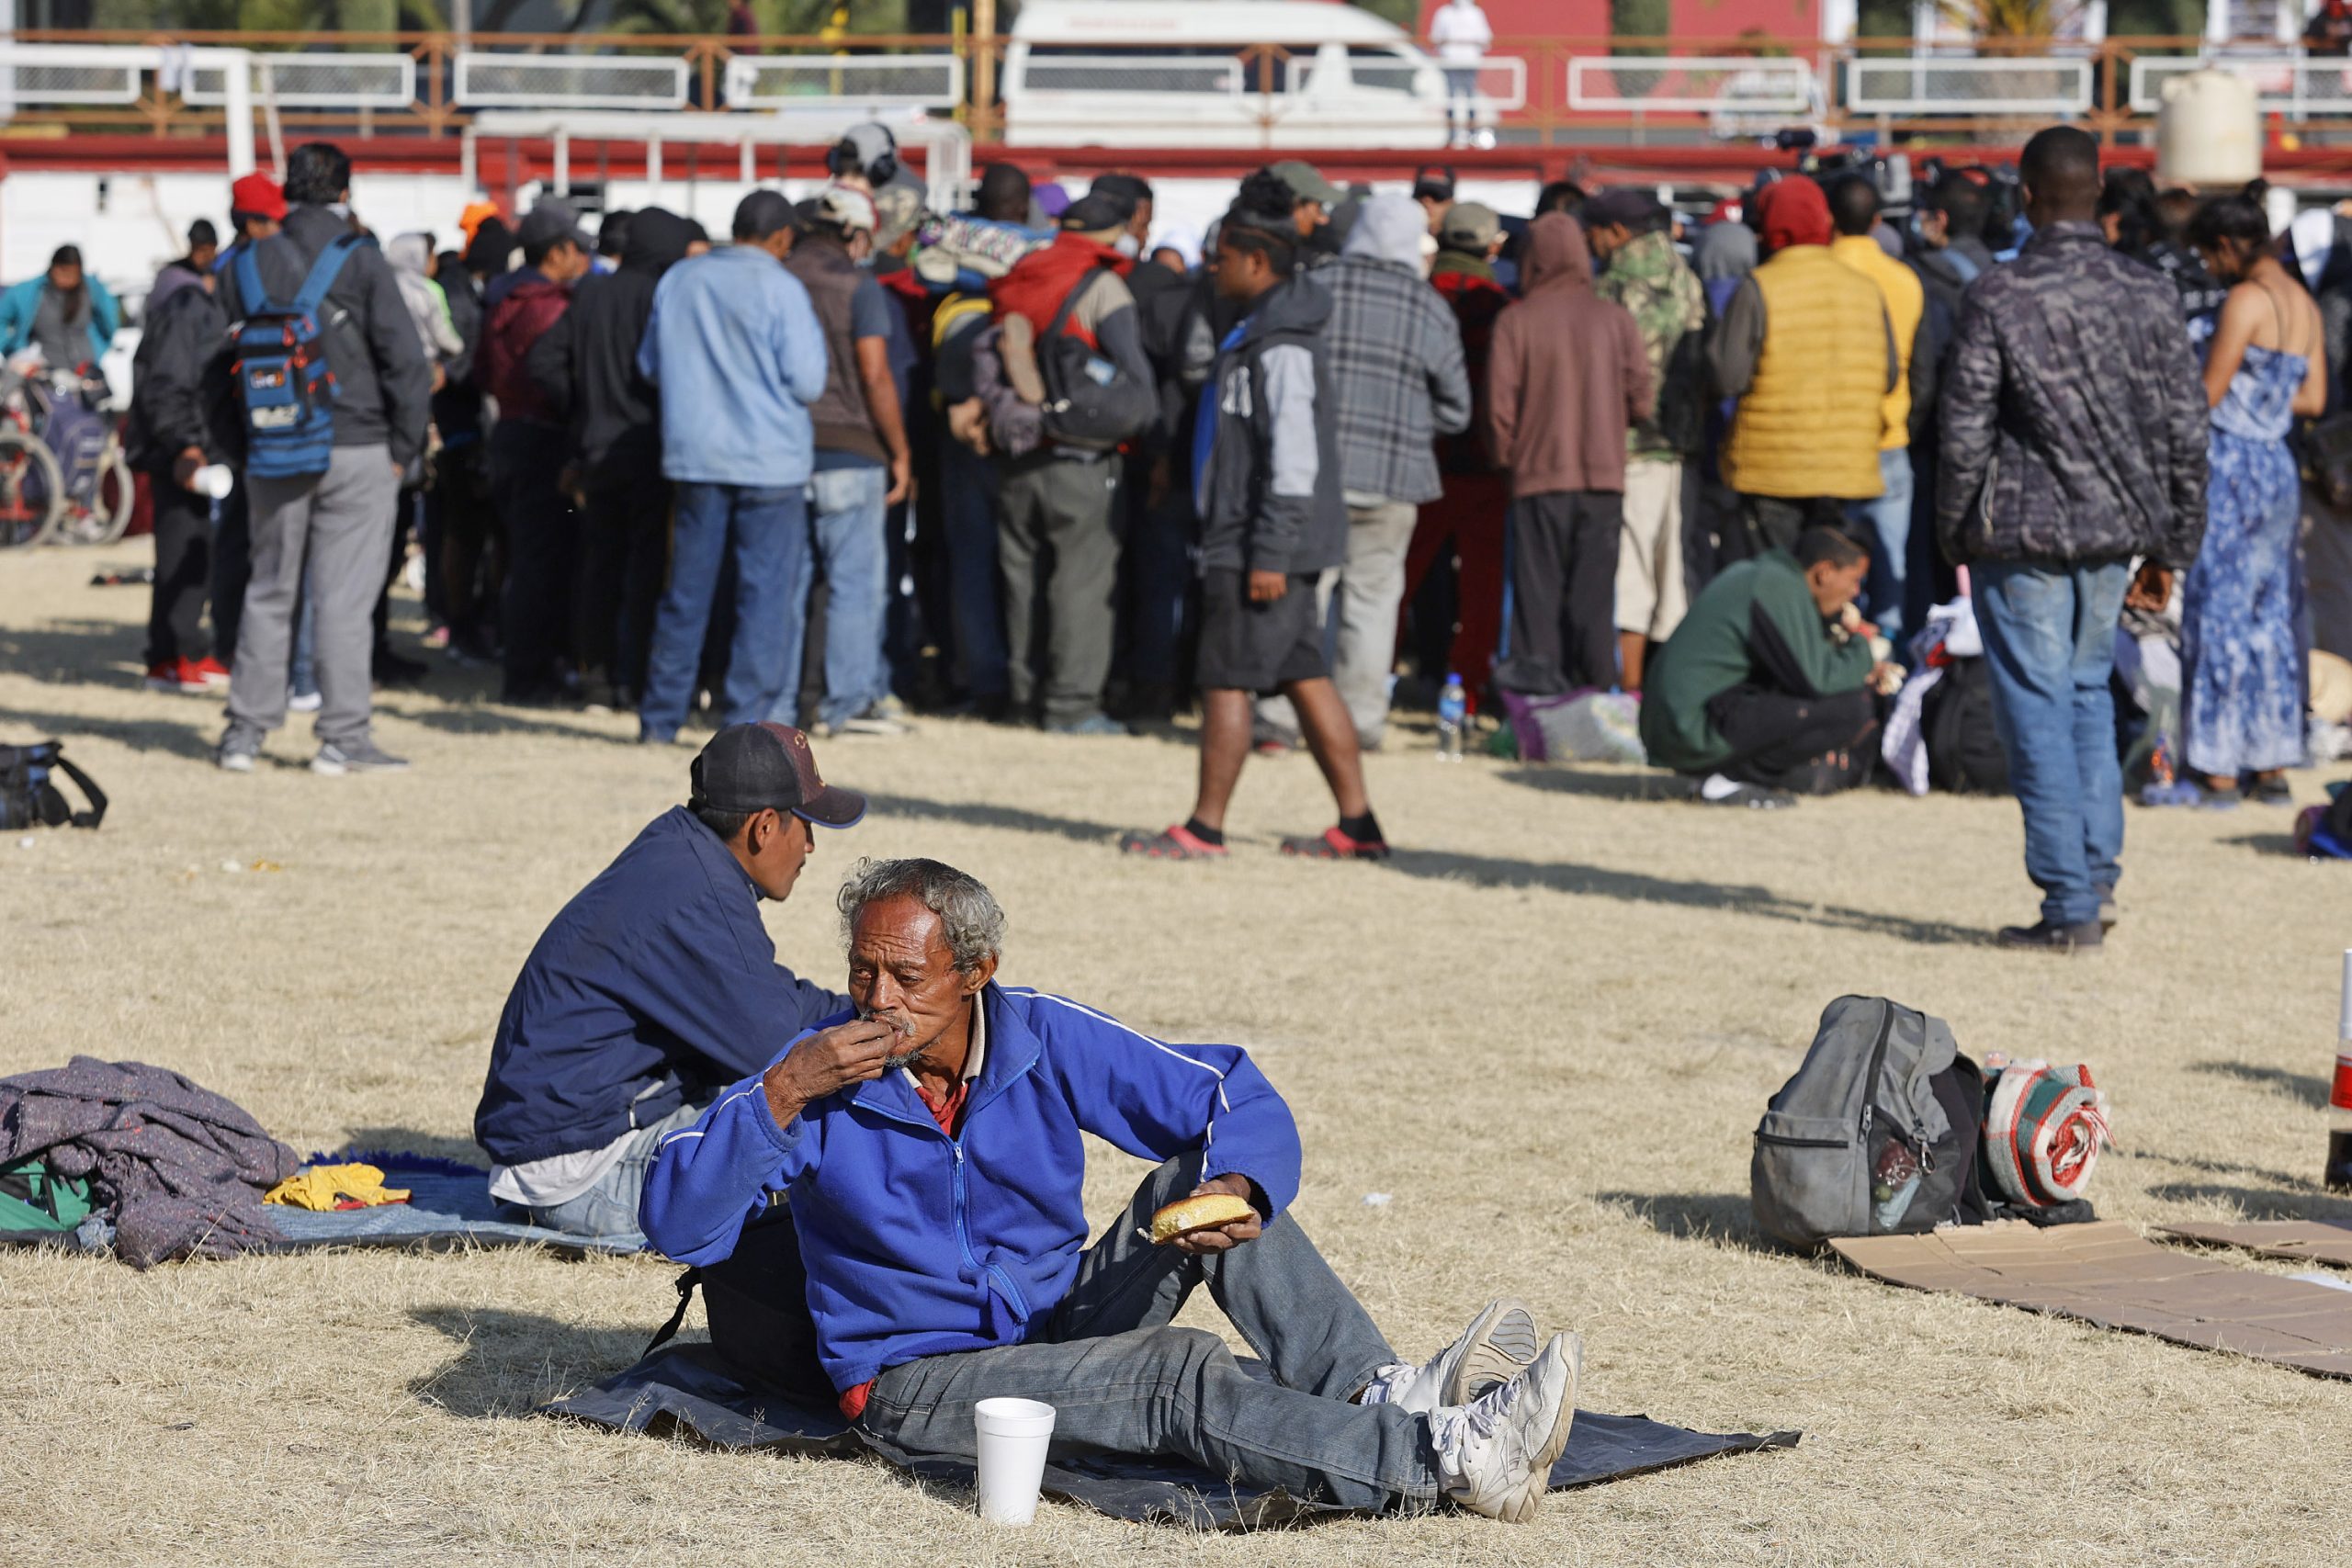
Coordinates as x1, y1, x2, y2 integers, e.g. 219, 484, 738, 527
6, 543, 2352, 1566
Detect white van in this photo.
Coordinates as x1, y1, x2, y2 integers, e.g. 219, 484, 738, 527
1001, 0, 1455, 149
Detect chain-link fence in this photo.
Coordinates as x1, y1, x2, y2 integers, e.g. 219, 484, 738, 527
1845, 56, 2094, 116
184, 53, 415, 108
453, 51, 689, 111
722, 53, 962, 108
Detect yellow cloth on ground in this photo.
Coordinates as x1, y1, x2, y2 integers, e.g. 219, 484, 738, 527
264, 1163, 412, 1211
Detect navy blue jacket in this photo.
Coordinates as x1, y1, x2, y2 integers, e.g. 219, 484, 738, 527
641, 984, 1303, 1392
474, 807, 849, 1166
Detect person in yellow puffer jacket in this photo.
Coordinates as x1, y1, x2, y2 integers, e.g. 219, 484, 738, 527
1706, 176, 1894, 567
1826, 174, 1928, 649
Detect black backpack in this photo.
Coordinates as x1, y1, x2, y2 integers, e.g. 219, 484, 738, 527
1036, 270, 1156, 453
1921, 657, 2009, 795
1, 739, 107, 830
644, 1198, 832, 1405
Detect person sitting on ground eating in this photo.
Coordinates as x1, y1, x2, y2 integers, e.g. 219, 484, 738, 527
640, 857, 1584, 1523
1637, 525, 1896, 809
472, 723, 863, 1243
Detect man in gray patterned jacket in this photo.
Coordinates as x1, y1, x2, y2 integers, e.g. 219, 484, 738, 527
1258, 194, 1471, 751
1937, 126, 2209, 954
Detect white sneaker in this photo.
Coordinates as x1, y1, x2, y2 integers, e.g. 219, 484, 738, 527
288, 690, 322, 713
1361, 1297, 1540, 1416
1428, 1332, 1581, 1524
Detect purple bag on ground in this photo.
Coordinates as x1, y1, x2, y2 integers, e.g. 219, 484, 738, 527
1499, 688, 1645, 764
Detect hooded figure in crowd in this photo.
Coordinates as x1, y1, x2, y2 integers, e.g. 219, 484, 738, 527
1706, 177, 1894, 555
1485, 213, 1653, 697
387, 232, 466, 363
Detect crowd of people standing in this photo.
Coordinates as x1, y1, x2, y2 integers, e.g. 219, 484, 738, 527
73, 124, 2352, 935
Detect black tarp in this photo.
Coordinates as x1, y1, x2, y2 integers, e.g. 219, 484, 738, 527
544, 1343, 1801, 1530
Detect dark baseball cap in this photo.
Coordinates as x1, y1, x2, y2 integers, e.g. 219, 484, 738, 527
689, 722, 866, 828
515, 197, 590, 254
1412, 164, 1457, 202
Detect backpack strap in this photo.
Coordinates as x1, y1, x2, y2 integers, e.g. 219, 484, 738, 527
45, 751, 106, 829
232, 240, 271, 318
642, 1267, 702, 1360
291, 233, 363, 319
1045, 266, 1106, 344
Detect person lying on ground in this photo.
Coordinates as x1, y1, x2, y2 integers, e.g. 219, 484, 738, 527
640, 857, 1582, 1522
472, 723, 863, 1243
1637, 525, 1896, 809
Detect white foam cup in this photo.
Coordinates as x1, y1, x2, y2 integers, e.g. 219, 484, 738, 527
191, 465, 234, 500
973, 1396, 1057, 1525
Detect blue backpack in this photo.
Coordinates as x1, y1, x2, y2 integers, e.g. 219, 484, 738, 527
231, 232, 363, 479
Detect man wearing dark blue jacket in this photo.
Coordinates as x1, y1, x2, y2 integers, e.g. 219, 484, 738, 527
642, 857, 1582, 1522
474, 722, 864, 1241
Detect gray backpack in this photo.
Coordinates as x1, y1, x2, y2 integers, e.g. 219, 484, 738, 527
1751, 996, 1981, 1251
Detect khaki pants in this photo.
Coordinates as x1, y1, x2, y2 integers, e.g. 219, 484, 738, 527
1615, 457, 1689, 641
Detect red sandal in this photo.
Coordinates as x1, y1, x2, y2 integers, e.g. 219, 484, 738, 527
1278, 826, 1391, 862
1118, 823, 1229, 861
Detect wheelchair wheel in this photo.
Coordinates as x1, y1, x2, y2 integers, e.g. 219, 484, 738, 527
0, 426, 63, 548
87, 440, 135, 545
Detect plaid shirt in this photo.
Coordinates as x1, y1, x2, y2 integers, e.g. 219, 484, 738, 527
1323, 256, 1472, 507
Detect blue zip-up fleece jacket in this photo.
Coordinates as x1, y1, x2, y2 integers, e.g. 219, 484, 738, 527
640, 984, 1304, 1392
474, 807, 848, 1166
638, 244, 829, 488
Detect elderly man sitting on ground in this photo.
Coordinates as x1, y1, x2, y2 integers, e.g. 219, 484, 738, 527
641, 859, 1582, 1521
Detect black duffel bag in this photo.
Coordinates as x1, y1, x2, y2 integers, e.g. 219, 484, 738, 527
2, 739, 107, 830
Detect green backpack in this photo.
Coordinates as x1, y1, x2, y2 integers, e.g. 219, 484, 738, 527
0, 1157, 95, 1235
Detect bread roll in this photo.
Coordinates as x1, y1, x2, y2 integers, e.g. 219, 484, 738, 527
1148, 1192, 1258, 1245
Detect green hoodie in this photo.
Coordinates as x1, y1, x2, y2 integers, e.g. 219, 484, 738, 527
1638, 548, 1874, 773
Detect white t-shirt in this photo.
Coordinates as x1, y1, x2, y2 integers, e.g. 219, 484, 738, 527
1430, 1, 1492, 63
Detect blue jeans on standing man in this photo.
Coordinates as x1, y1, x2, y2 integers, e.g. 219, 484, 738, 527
775, 462, 889, 730
1844, 446, 1916, 651
940, 439, 1008, 704
1973, 557, 2131, 930
639, 481, 808, 742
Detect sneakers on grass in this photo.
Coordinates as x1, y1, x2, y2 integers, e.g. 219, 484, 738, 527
1429, 1331, 1581, 1523
1362, 1297, 1541, 1416
1696, 773, 1795, 809
216, 727, 261, 773
311, 739, 410, 775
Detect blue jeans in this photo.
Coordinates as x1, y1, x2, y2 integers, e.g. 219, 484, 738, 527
777, 463, 889, 729
639, 480, 808, 740
1845, 447, 1915, 650
939, 440, 1008, 700
1973, 558, 2131, 928
522, 1101, 707, 1247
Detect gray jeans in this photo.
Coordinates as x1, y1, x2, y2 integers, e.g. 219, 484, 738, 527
523, 1100, 707, 1247
1257, 499, 1418, 747
227, 444, 401, 748
860, 1155, 1440, 1511
998, 456, 1120, 725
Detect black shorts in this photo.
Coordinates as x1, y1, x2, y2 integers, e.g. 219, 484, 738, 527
1195, 568, 1328, 694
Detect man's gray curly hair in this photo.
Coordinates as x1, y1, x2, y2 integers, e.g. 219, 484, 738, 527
837, 857, 1006, 973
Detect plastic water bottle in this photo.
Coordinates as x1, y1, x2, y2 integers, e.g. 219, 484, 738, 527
1436, 673, 1467, 761
2328, 951, 2352, 1192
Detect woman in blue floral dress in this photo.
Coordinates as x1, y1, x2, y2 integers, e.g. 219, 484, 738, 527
2175, 197, 2328, 804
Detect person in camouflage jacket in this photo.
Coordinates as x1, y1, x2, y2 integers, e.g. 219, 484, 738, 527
1589, 189, 1707, 683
